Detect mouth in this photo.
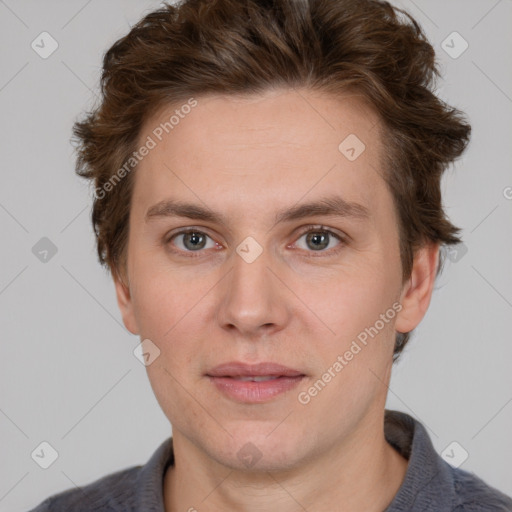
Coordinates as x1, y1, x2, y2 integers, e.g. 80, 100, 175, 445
206, 362, 306, 403
226, 375, 290, 382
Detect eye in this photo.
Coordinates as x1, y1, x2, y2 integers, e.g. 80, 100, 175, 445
293, 226, 345, 255
166, 228, 218, 254
164, 225, 346, 257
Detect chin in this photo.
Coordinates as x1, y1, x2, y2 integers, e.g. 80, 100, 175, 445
209, 426, 309, 473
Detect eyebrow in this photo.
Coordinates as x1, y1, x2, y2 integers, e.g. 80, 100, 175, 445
145, 195, 370, 226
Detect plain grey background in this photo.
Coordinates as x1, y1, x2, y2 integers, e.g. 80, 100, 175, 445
0, 1, 511, 510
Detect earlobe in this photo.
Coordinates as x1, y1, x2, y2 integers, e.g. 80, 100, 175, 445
394, 242, 440, 335
113, 271, 140, 335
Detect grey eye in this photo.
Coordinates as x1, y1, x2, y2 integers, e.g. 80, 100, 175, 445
171, 231, 215, 251
296, 230, 341, 252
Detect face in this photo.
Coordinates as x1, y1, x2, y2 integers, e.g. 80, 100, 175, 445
115, 88, 436, 472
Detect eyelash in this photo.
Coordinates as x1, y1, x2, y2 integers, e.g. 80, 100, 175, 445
164, 225, 346, 258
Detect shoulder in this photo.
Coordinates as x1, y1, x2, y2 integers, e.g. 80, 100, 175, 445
28, 437, 174, 511
450, 465, 512, 511
29, 437, 174, 511
28, 464, 142, 512
384, 410, 512, 511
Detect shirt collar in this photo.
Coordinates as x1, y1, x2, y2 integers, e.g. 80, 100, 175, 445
134, 436, 174, 512
384, 409, 456, 511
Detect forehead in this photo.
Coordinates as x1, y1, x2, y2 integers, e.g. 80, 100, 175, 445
133, 88, 386, 222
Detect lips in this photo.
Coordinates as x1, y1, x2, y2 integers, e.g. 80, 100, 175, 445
206, 362, 305, 403
206, 361, 304, 378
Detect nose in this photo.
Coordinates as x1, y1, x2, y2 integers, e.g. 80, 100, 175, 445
215, 241, 290, 338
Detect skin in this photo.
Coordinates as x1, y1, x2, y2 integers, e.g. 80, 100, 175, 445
114, 88, 439, 511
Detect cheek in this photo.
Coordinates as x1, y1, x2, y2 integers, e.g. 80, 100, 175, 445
130, 267, 208, 424
305, 264, 397, 343
129, 257, 204, 339
128, 259, 216, 379
298, 267, 400, 412
296, 275, 398, 431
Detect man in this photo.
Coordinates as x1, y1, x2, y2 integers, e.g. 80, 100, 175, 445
30, 0, 512, 510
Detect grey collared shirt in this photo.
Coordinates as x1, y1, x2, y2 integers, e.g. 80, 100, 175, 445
29, 410, 512, 511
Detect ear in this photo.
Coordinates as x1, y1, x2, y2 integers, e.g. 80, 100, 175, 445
394, 242, 440, 334
113, 269, 140, 335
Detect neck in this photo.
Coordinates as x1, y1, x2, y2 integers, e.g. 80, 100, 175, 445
163, 413, 408, 512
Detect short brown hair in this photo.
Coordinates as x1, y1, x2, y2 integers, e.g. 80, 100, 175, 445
72, 0, 471, 361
